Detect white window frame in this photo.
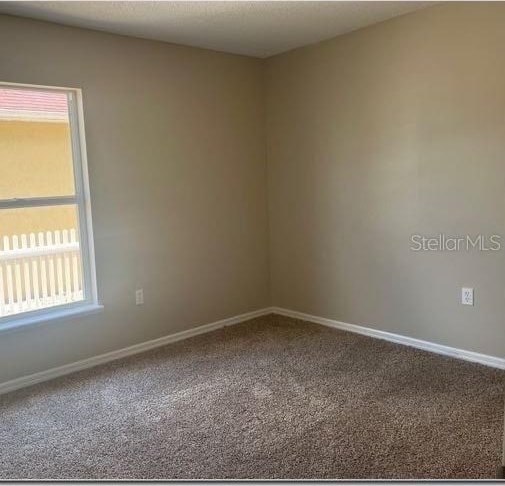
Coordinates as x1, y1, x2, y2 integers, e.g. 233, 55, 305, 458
0, 81, 101, 332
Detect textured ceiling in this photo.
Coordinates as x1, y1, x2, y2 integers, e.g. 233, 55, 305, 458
0, 1, 435, 58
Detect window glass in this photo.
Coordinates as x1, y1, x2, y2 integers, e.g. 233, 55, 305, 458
0, 88, 75, 199
0, 84, 96, 323
0, 205, 83, 317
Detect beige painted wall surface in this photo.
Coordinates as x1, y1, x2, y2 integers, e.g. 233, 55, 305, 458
0, 14, 269, 382
266, 2, 505, 358
0, 120, 76, 237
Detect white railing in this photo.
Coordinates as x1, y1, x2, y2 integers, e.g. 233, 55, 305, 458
0, 229, 83, 317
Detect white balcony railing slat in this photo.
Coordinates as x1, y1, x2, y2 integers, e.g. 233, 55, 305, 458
0, 229, 83, 318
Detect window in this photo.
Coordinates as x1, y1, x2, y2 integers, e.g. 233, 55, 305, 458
0, 83, 99, 329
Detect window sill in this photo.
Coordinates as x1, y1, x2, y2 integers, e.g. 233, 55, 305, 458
0, 303, 104, 335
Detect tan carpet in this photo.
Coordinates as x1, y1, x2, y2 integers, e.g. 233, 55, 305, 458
0, 314, 504, 479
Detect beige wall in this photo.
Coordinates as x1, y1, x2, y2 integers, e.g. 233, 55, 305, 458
0, 14, 269, 382
266, 2, 505, 358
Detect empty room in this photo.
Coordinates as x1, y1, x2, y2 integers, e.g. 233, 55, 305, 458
0, 1, 504, 481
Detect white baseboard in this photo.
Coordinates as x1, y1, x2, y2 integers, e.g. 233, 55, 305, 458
0, 307, 273, 396
3, 306, 503, 396
271, 307, 505, 370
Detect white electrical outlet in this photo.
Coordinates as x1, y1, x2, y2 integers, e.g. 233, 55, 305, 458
461, 287, 473, 306
135, 289, 144, 305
